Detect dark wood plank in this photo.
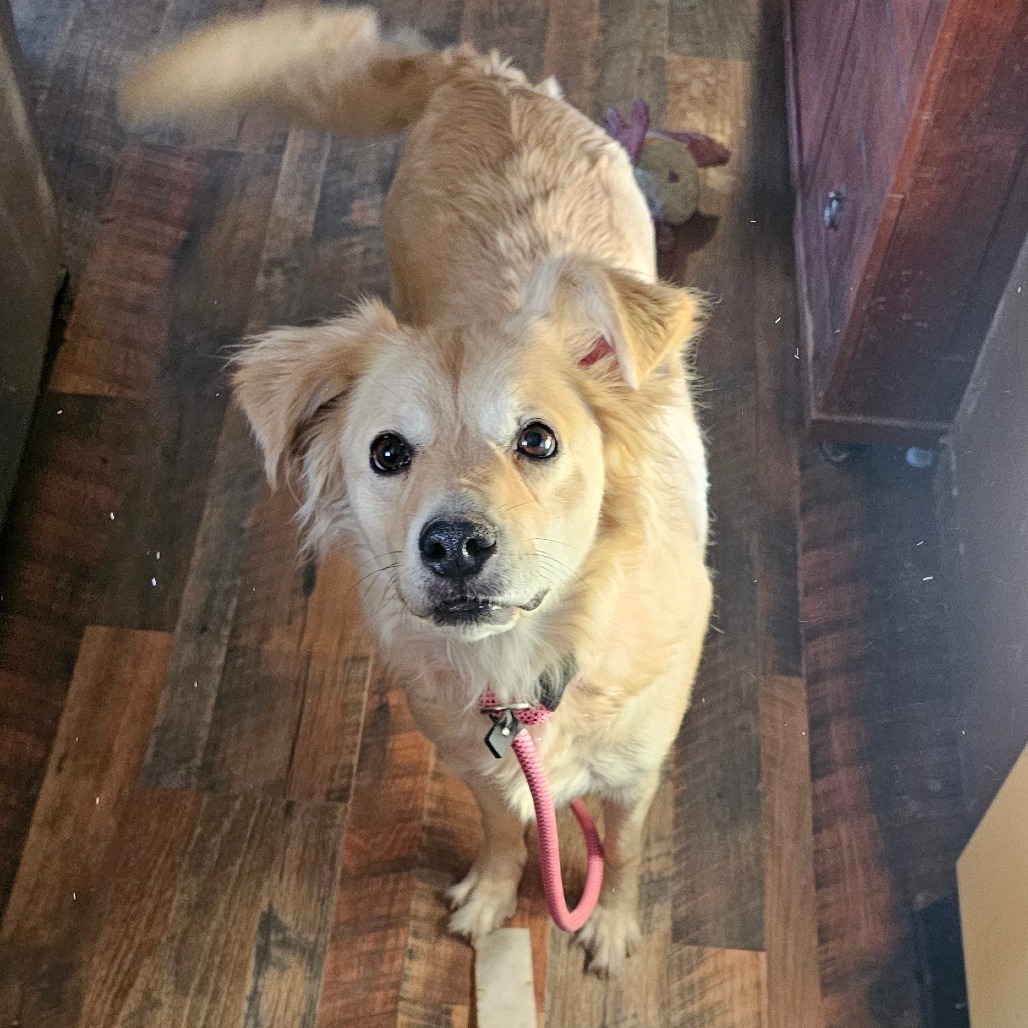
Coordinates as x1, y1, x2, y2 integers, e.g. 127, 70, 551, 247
669, 0, 759, 61
194, 484, 310, 794
17, 0, 171, 275
253, 126, 334, 327
673, 372, 765, 953
91, 148, 281, 633
310, 134, 401, 322
142, 124, 341, 787
751, 0, 803, 681
199, 537, 373, 800
49, 146, 207, 398
461, 0, 547, 83
0, 613, 79, 911
379, 0, 464, 50
0, 396, 143, 900
542, 0, 601, 115
800, 444, 967, 1027
663, 25, 766, 971
397, 764, 477, 1026
140, 406, 264, 788
10, 0, 83, 100
751, 8, 819, 1022
238, 801, 347, 1028
0, 395, 137, 626
316, 675, 434, 1027
0, 627, 171, 1027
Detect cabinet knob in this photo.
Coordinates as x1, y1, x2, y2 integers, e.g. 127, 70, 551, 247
823, 186, 846, 230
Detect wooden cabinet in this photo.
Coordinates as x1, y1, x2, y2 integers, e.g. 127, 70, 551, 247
0, 0, 61, 523
785, 0, 1028, 444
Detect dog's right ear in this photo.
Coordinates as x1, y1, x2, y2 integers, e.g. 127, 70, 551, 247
232, 299, 397, 487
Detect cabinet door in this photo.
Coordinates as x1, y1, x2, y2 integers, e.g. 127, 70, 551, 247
799, 45, 874, 399
0, 0, 62, 524
789, 0, 859, 173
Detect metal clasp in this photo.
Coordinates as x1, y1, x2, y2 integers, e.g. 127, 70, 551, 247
823, 186, 846, 230
484, 709, 524, 759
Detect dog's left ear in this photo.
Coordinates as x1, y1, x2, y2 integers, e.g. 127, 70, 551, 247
232, 299, 397, 487
520, 255, 702, 388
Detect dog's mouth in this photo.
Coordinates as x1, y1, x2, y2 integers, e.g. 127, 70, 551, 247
430, 589, 548, 626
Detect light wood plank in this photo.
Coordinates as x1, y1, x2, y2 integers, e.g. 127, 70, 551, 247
87, 795, 343, 1027
669, 944, 768, 1027
595, 0, 670, 122
545, 783, 674, 1027
666, 54, 757, 374
761, 676, 823, 1027
669, 0, 759, 61
77, 788, 204, 1026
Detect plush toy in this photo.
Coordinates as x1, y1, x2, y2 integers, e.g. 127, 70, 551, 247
603, 99, 730, 252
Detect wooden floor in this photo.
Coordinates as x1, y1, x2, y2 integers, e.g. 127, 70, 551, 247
0, 0, 968, 1025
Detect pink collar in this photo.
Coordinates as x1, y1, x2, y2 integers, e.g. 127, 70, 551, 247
478, 655, 576, 757
480, 689, 551, 725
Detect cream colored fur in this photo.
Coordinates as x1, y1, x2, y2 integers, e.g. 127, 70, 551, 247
124, 6, 713, 974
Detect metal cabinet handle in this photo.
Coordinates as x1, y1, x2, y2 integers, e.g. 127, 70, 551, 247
823, 186, 846, 229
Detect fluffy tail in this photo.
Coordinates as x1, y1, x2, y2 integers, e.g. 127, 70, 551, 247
121, 5, 451, 136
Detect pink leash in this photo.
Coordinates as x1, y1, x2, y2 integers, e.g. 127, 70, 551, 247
480, 690, 604, 932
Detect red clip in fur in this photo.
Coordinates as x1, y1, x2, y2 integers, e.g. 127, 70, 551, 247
579, 336, 614, 368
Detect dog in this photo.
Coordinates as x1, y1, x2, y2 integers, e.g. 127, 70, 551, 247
123, 5, 713, 973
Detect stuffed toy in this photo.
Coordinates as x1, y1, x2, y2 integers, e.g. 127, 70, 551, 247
603, 99, 730, 252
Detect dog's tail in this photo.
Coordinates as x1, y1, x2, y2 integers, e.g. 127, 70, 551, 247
121, 5, 454, 136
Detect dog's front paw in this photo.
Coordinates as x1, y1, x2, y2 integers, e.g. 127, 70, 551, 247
447, 865, 518, 941
576, 903, 642, 975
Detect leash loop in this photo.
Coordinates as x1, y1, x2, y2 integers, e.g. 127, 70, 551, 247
480, 691, 604, 932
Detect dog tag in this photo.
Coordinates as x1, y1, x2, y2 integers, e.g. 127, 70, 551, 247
484, 710, 521, 759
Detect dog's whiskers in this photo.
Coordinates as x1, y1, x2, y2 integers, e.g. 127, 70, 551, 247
531, 536, 585, 556
345, 561, 400, 608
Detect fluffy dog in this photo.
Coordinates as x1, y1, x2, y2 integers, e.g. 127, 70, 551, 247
123, 6, 713, 973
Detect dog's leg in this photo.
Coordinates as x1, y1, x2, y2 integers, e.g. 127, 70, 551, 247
448, 778, 527, 941
577, 769, 661, 974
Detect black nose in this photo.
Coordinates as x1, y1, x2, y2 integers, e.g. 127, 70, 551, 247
419, 519, 496, 579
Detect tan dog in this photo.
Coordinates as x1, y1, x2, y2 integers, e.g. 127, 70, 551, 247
124, 6, 712, 973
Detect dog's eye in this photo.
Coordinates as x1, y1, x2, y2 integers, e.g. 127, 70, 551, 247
516, 422, 558, 460
370, 432, 413, 475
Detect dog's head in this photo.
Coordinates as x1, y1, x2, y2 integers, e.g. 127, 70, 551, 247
233, 256, 701, 643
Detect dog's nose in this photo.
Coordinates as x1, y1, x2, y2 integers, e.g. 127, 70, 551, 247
419, 519, 496, 579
